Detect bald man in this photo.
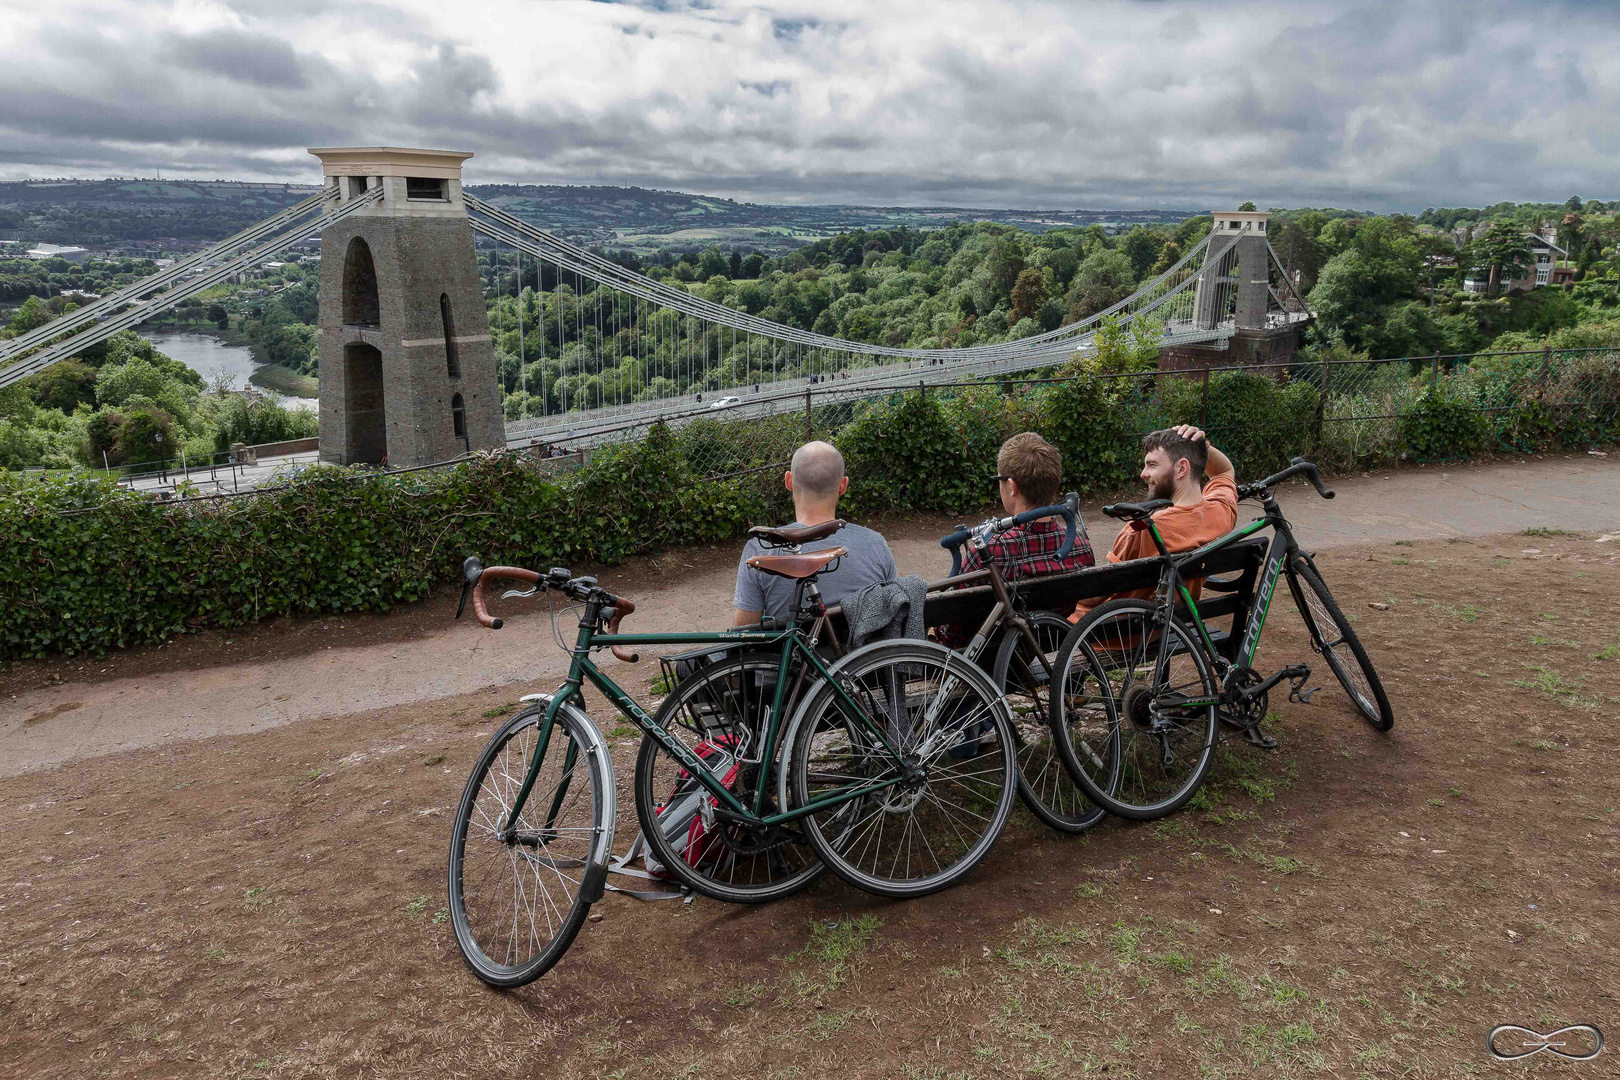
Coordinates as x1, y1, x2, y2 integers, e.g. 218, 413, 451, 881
732, 441, 897, 626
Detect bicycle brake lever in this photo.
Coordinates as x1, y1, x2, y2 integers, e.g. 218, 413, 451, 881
502, 586, 539, 600
455, 579, 470, 620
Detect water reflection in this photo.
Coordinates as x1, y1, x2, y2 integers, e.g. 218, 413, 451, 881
145, 330, 317, 412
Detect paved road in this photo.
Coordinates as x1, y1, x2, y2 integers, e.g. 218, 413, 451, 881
4, 455, 1616, 778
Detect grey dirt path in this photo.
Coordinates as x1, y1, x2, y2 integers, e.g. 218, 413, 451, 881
3, 455, 1616, 778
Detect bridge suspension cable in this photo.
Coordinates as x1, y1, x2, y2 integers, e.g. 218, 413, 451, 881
0, 187, 383, 390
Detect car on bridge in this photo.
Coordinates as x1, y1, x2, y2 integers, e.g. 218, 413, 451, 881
709, 395, 742, 410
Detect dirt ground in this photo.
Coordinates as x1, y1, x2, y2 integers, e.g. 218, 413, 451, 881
3, 524, 1618, 1078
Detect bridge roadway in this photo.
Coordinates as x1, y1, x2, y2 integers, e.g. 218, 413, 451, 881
500, 314, 1305, 452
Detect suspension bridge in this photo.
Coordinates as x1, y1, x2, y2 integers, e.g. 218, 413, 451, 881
0, 147, 1310, 468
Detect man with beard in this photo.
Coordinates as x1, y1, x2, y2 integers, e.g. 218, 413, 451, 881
1070, 424, 1237, 622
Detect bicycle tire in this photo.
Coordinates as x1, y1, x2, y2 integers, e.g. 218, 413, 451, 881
788, 640, 1017, 898
1287, 554, 1395, 731
1052, 598, 1220, 821
448, 701, 612, 988
634, 653, 825, 904
992, 611, 1108, 834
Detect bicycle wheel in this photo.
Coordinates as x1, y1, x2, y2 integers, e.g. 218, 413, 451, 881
634, 653, 825, 904
448, 701, 612, 988
1287, 554, 1394, 731
789, 640, 1017, 898
1053, 599, 1220, 820
992, 612, 1108, 834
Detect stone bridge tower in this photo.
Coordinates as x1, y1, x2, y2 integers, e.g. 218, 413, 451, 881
311, 146, 502, 467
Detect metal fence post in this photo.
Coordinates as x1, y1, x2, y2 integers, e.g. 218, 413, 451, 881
1312, 354, 1329, 451
1539, 347, 1550, 391
805, 385, 813, 441
1430, 351, 1440, 389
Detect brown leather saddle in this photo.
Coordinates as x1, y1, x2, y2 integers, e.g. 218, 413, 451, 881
747, 547, 848, 580
747, 519, 847, 546
745, 519, 849, 580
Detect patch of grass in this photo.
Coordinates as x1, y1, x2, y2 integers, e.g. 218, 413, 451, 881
1391, 558, 1412, 566
480, 705, 512, 718
242, 886, 270, 909
647, 673, 673, 696
788, 915, 880, 994
807, 1009, 852, 1040
1072, 882, 1104, 899
1452, 605, 1481, 622
726, 982, 765, 1008
1514, 664, 1601, 708
1522, 527, 1576, 537
1592, 640, 1619, 661
405, 895, 430, 917
172, 781, 193, 789
1108, 922, 1144, 967
608, 726, 639, 739
432, 907, 448, 924
1529, 739, 1562, 752
306, 769, 324, 781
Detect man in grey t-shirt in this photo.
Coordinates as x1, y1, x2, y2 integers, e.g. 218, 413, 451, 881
732, 441, 897, 625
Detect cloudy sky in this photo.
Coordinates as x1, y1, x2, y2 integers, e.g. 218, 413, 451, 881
1, 0, 1616, 210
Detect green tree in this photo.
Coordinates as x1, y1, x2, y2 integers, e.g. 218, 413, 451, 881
208, 303, 228, 330
115, 407, 178, 465
1238, 201, 1258, 212
697, 246, 729, 280
25, 358, 98, 413
1008, 267, 1047, 324
1120, 227, 1161, 281
1473, 224, 1533, 293
1065, 249, 1135, 322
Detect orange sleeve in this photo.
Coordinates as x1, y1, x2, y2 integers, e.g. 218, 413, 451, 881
1203, 474, 1238, 517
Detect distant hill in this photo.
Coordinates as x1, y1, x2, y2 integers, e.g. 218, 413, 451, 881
0, 178, 1200, 255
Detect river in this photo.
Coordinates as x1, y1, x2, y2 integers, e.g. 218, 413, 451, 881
144, 330, 318, 412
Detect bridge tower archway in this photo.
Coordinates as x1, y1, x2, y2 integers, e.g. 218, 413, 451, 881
313, 146, 502, 468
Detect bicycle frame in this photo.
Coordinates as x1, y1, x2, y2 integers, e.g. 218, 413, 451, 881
497, 615, 917, 839
1136, 494, 1300, 705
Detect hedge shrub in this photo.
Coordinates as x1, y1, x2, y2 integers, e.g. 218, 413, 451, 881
1398, 387, 1489, 460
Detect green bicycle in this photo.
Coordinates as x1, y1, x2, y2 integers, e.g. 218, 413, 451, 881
446, 524, 1018, 988
1052, 457, 1393, 820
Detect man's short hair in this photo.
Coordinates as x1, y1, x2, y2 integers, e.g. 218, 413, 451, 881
998, 432, 1062, 506
789, 441, 845, 500
1143, 428, 1208, 478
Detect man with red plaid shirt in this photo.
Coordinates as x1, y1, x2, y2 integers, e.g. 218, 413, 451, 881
936, 432, 1094, 648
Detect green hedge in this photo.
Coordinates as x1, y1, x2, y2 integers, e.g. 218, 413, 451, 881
5, 350, 1616, 659
1, 425, 766, 658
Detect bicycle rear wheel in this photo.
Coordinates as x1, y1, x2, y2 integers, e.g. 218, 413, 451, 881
992, 612, 1107, 834
634, 653, 824, 904
1053, 599, 1219, 820
1287, 554, 1394, 731
789, 640, 1017, 898
448, 702, 611, 988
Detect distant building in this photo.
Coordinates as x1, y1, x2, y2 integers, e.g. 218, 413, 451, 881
26, 243, 89, 263
1461, 228, 1567, 294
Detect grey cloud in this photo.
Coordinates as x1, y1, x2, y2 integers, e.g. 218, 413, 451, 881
2, 0, 1618, 210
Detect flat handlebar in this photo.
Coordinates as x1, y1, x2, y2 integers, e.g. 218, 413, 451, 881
940, 492, 1081, 576
1239, 457, 1335, 501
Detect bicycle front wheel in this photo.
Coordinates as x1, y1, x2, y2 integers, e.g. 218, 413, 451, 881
1287, 554, 1394, 731
1053, 599, 1219, 820
634, 653, 824, 904
993, 612, 1107, 834
789, 640, 1017, 898
448, 702, 611, 988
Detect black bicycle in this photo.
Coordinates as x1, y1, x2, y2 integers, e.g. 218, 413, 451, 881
1051, 457, 1393, 820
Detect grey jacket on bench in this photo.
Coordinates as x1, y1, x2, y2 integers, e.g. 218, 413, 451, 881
840, 575, 929, 648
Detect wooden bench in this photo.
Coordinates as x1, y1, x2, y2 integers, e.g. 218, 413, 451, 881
824, 535, 1270, 664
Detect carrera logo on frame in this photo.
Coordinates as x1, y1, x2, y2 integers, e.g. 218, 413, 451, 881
1487, 1023, 1603, 1061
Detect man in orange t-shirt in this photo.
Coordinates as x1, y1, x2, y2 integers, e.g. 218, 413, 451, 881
1072, 424, 1238, 621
